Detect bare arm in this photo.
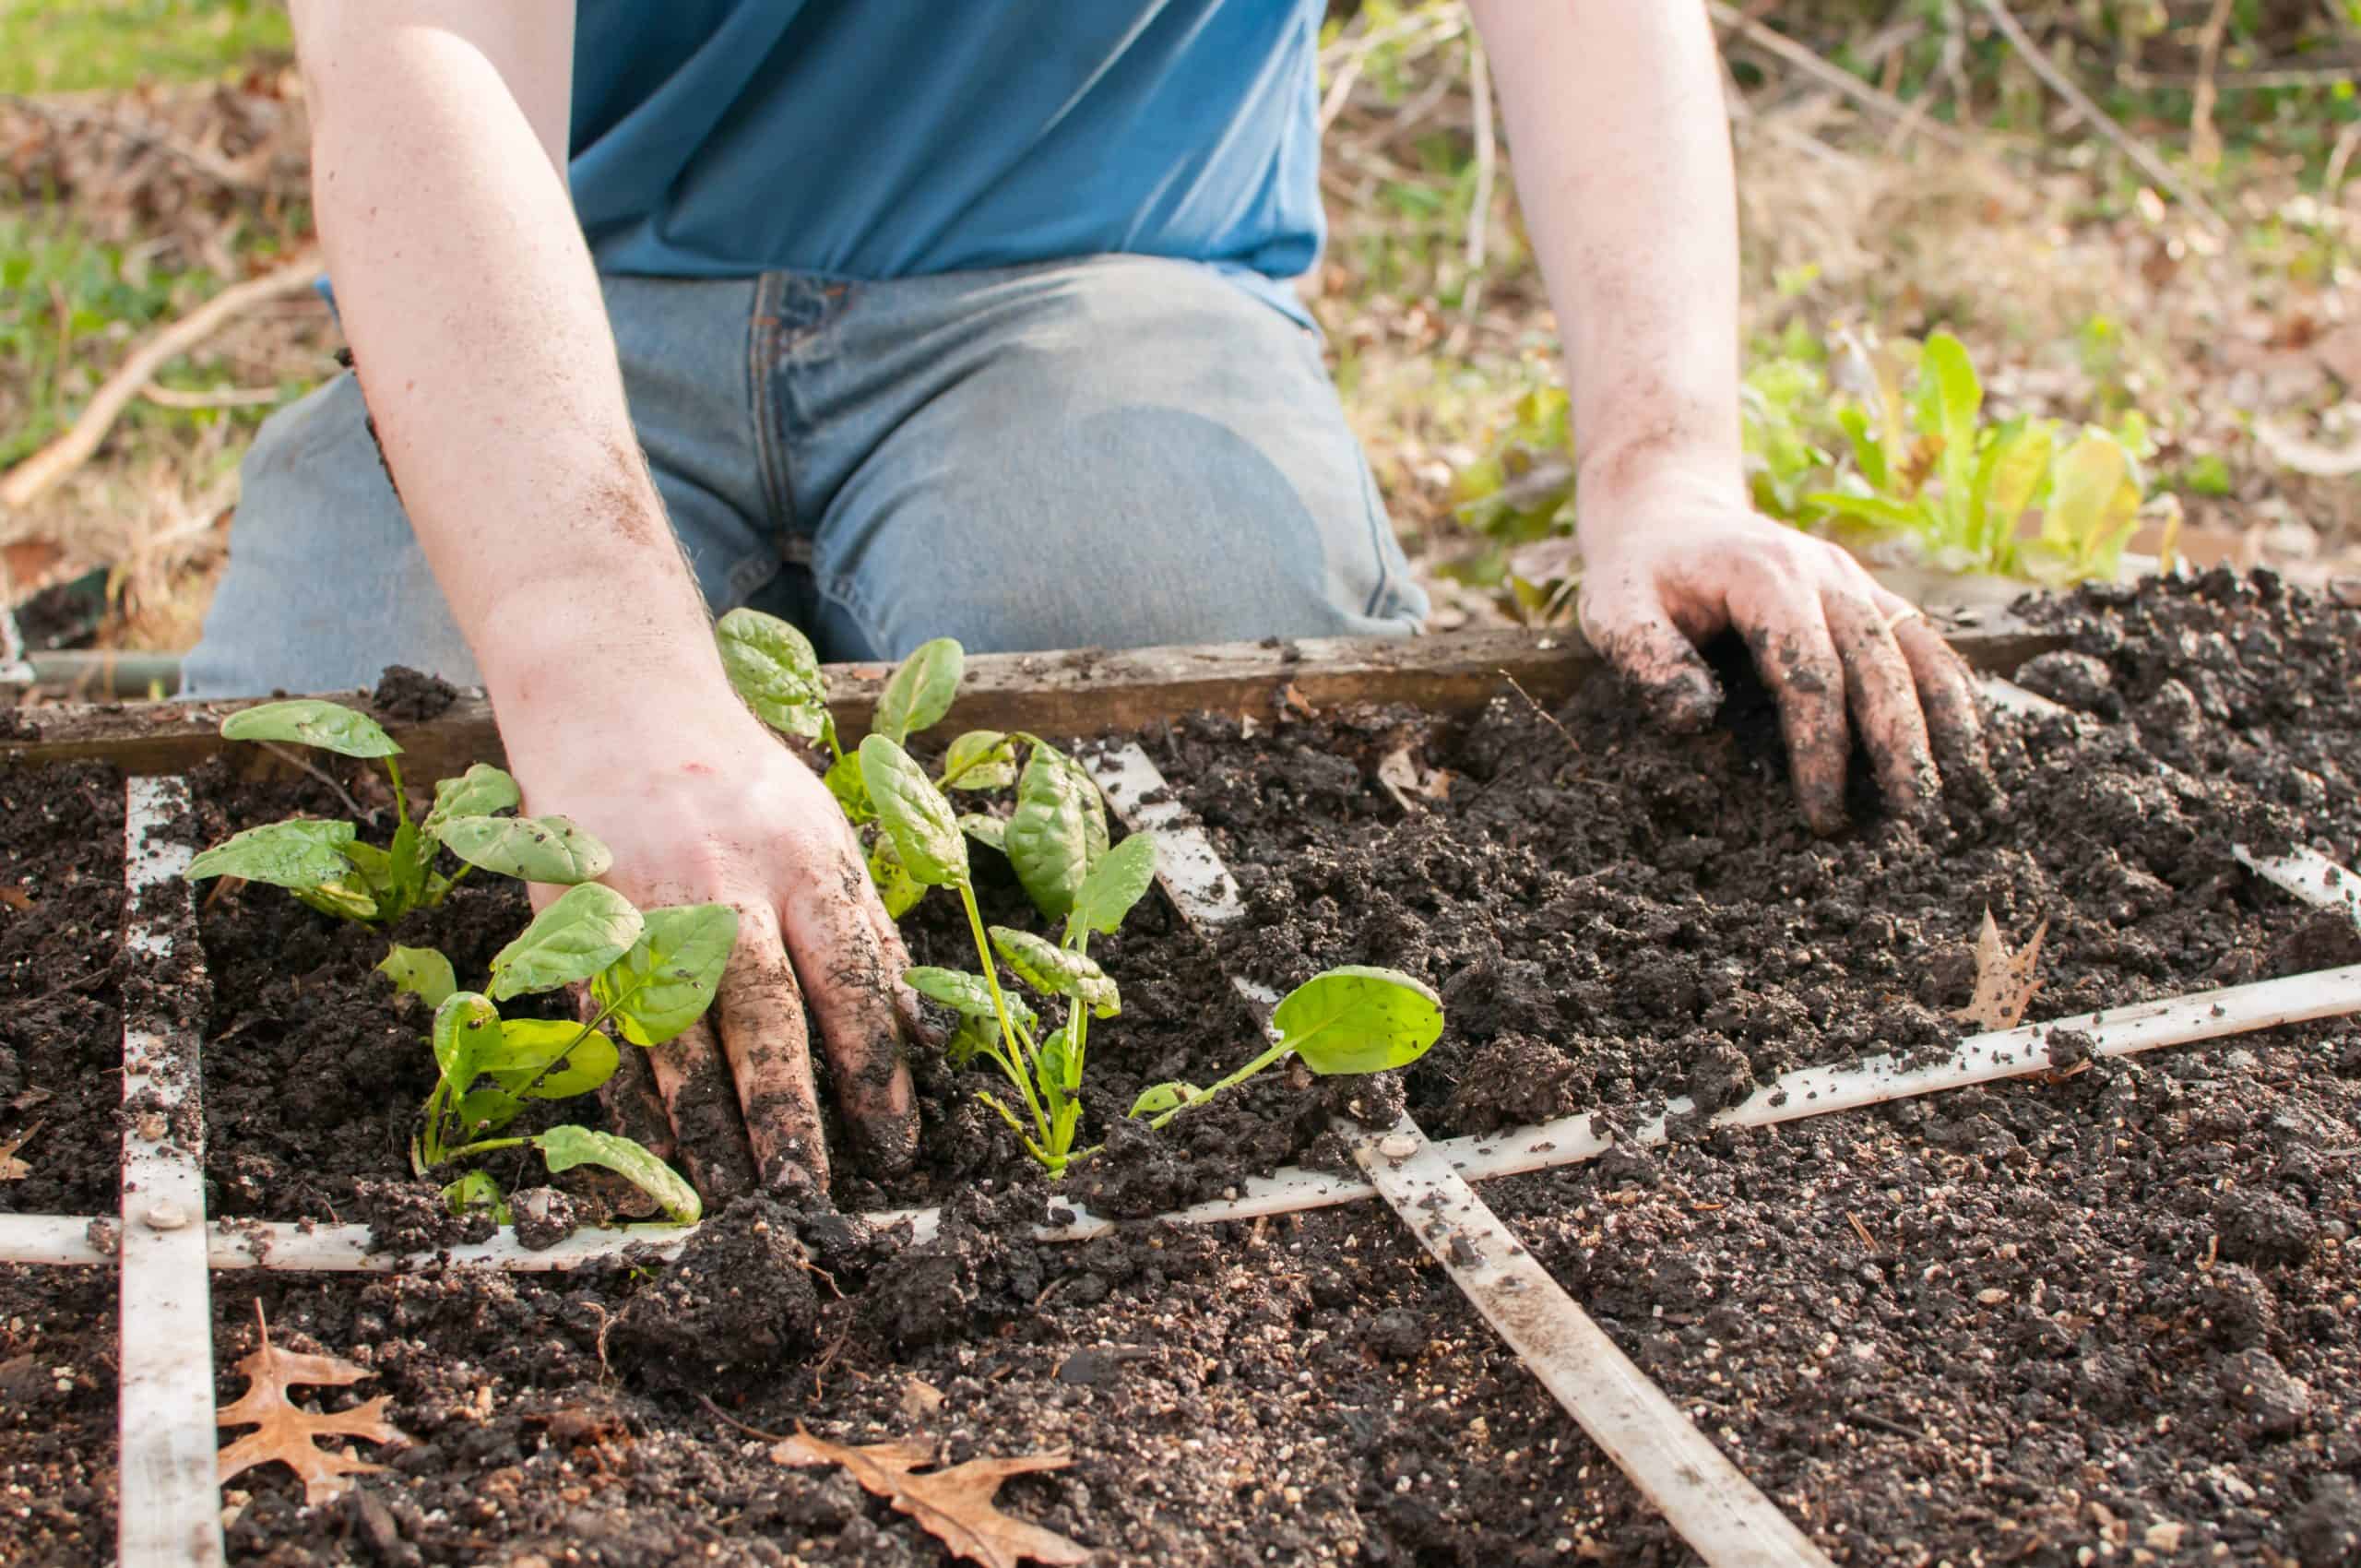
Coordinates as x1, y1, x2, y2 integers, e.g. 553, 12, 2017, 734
1467, 0, 1983, 829
291, 0, 918, 1194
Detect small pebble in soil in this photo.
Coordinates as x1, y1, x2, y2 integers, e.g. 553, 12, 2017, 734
2220, 1346, 2312, 1437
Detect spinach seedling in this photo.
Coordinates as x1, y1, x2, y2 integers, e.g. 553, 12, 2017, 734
1128, 966, 1444, 1126
187, 699, 606, 922
718, 610, 977, 915
861, 732, 1158, 1173
381, 885, 737, 1224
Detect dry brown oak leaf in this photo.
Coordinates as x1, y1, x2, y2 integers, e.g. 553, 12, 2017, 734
217, 1313, 409, 1504
771, 1425, 1089, 1568
1954, 909, 2049, 1032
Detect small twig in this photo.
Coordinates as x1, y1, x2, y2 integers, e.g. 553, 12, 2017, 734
1845, 1212, 1880, 1253
1846, 1410, 1921, 1440
256, 742, 371, 821
1707, 3, 1966, 150
2325, 122, 2361, 201
1962, 0, 2228, 233
0, 250, 323, 513
139, 383, 285, 410
2189, 0, 2236, 170
1445, 30, 1497, 358
1498, 670, 1579, 754
1318, 6, 1468, 135
698, 1393, 793, 1445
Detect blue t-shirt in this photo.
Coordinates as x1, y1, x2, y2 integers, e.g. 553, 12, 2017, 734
569, 1, 1323, 323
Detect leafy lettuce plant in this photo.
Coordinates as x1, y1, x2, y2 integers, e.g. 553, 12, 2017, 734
187, 699, 606, 923
380, 885, 736, 1224
1807, 329, 2159, 584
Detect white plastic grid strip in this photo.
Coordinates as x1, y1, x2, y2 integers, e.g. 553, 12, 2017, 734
116, 775, 228, 1568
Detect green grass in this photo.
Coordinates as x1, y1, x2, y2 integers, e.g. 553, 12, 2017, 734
0, 0, 291, 95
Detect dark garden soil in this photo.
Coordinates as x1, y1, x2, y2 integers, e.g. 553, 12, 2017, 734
3, 575, 2359, 1565
0, 1265, 119, 1564
2017, 566, 2361, 865
0, 760, 125, 1217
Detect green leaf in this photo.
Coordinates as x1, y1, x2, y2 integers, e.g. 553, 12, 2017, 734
423, 763, 519, 831
2044, 430, 2142, 572
906, 967, 1037, 1034
220, 698, 400, 759
431, 992, 502, 1090
1006, 742, 1107, 922
291, 880, 380, 922
717, 608, 831, 742
940, 730, 1017, 790
436, 814, 612, 885
1273, 966, 1444, 1075
187, 818, 357, 889
488, 883, 645, 1001
1971, 418, 2055, 555
945, 1015, 1001, 1068
536, 1125, 700, 1224
1802, 491, 1927, 531
454, 1087, 524, 1136
824, 752, 872, 823
1036, 1019, 1082, 1094
442, 1170, 512, 1223
483, 1018, 621, 1099
377, 945, 457, 1010
960, 814, 1007, 854
868, 834, 925, 919
1129, 1081, 1200, 1119
1919, 330, 1983, 529
592, 902, 739, 1047
1069, 831, 1157, 941
860, 735, 969, 888
1835, 403, 1891, 494
873, 636, 965, 744
987, 925, 1120, 1018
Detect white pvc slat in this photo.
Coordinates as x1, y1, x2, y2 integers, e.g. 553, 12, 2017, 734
116, 776, 228, 1568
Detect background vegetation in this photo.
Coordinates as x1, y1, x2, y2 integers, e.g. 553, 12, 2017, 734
1, 0, 2355, 664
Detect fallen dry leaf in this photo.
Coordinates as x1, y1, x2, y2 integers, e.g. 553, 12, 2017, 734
1278, 681, 1319, 720
1953, 909, 2049, 1031
0, 1121, 38, 1181
217, 1306, 408, 1504
0, 886, 32, 913
901, 1376, 946, 1420
1374, 744, 1453, 811
771, 1425, 1088, 1568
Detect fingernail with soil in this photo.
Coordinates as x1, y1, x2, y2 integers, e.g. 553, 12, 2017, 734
1647, 669, 1722, 733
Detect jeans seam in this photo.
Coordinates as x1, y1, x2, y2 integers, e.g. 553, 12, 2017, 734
748, 271, 795, 535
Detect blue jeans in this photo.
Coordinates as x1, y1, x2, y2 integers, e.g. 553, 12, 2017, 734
184, 255, 1425, 696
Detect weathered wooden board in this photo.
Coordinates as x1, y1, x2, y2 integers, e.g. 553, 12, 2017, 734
0, 623, 2059, 777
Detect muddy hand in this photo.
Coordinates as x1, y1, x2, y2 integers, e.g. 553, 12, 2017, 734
1574, 473, 1984, 833
513, 697, 920, 1203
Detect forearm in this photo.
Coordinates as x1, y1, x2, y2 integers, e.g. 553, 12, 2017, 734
1467, 0, 1743, 502
292, 3, 723, 728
